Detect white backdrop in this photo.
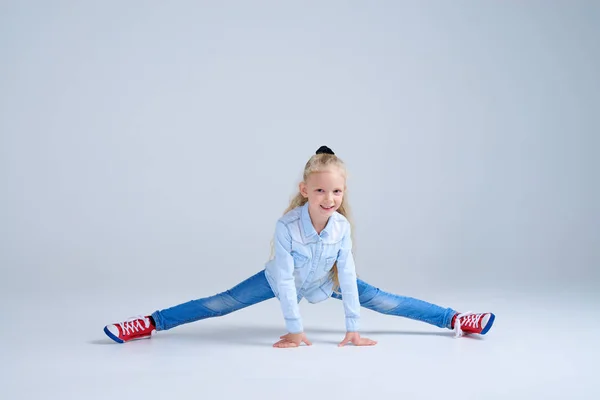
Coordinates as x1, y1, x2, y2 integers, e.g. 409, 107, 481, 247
2, 1, 598, 297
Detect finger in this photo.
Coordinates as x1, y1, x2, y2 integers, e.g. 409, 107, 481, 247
362, 336, 377, 345
273, 339, 291, 347
274, 341, 298, 348
302, 337, 313, 346
273, 339, 299, 347
357, 338, 377, 346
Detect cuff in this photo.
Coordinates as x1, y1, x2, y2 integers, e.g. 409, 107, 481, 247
345, 317, 359, 332
285, 318, 303, 334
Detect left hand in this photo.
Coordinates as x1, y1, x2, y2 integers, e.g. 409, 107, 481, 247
274, 332, 312, 348
338, 332, 377, 347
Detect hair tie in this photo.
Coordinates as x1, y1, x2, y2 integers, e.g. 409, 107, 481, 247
316, 145, 335, 155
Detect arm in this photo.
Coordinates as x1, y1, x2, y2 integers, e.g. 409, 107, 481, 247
336, 223, 377, 347
271, 221, 304, 334
336, 223, 360, 332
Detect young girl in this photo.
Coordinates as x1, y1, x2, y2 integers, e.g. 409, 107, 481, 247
104, 146, 495, 348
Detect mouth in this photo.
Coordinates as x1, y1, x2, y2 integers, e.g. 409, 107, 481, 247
320, 205, 335, 211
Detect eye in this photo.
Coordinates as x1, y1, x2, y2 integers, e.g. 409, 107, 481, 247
334, 189, 343, 194
316, 189, 324, 193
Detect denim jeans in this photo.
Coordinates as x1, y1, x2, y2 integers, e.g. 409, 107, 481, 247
152, 270, 456, 331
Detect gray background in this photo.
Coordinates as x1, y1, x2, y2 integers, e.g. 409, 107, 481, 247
1, 1, 599, 399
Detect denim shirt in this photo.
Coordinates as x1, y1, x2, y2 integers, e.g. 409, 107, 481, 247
264, 202, 360, 334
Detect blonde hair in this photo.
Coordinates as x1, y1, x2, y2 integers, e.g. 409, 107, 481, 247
271, 150, 355, 290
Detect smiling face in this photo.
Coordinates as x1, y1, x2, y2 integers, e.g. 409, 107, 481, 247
299, 167, 346, 229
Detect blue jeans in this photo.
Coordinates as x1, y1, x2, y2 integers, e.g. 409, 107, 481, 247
152, 270, 456, 331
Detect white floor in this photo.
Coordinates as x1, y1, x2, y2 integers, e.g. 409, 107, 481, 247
2, 285, 598, 400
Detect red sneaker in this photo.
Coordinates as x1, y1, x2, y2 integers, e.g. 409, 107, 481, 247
452, 312, 495, 338
104, 315, 156, 343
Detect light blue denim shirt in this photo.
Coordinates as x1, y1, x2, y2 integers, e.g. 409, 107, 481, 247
264, 202, 360, 334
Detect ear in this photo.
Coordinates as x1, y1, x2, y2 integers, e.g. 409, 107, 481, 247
299, 181, 308, 198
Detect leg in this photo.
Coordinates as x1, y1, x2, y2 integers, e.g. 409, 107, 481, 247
152, 269, 275, 331
331, 279, 456, 329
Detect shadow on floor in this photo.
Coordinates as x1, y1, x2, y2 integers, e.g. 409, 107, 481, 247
89, 324, 483, 346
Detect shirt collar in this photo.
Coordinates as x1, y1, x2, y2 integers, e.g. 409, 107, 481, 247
301, 202, 334, 239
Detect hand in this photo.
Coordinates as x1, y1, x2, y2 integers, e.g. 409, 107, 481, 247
273, 332, 313, 348
338, 332, 377, 347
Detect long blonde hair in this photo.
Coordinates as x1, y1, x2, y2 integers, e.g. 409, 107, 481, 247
271, 148, 355, 290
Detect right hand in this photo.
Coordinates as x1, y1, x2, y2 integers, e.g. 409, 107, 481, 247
338, 331, 377, 347
273, 332, 313, 348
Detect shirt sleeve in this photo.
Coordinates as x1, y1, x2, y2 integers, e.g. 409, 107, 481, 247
270, 220, 304, 333
336, 222, 360, 332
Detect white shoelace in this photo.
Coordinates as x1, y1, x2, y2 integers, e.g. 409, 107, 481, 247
119, 316, 150, 335
453, 311, 482, 338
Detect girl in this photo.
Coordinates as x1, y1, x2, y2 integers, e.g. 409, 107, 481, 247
104, 146, 495, 348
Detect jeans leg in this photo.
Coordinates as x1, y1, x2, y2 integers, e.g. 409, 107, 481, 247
331, 279, 456, 329
152, 269, 275, 331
